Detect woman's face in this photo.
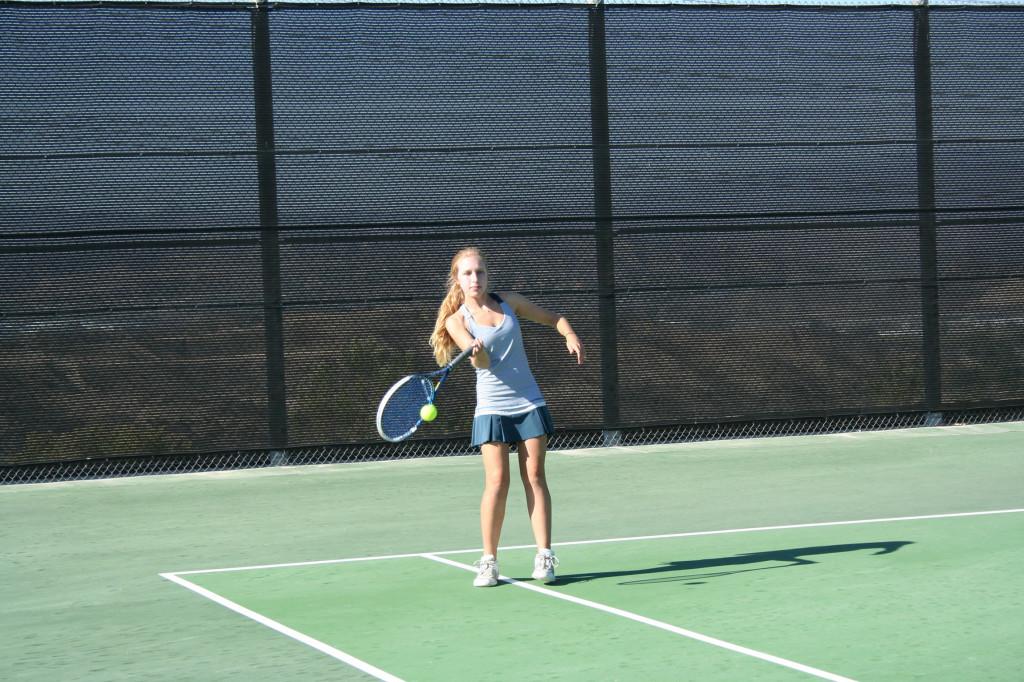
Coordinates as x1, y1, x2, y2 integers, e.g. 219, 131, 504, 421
456, 254, 487, 298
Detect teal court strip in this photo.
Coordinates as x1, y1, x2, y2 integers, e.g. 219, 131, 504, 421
161, 508, 1024, 682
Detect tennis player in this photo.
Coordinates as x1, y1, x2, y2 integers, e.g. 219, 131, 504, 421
429, 247, 584, 587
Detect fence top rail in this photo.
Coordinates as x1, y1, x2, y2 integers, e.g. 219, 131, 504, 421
2, 0, 1022, 8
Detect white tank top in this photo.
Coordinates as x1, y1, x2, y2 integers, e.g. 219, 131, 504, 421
460, 295, 546, 417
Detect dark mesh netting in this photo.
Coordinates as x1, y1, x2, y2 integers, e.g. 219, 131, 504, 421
1, 2, 1022, 483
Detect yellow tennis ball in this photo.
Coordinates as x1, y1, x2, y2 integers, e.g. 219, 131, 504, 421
420, 403, 438, 422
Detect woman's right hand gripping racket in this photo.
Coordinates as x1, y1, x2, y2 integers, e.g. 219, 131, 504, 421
376, 343, 475, 443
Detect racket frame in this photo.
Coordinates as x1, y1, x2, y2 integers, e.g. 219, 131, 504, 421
375, 343, 475, 443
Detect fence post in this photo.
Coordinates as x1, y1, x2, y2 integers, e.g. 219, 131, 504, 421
913, 1, 943, 420
251, 3, 289, 457
588, 4, 621, 443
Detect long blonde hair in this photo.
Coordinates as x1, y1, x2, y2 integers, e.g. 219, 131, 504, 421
429, 247, 486, 366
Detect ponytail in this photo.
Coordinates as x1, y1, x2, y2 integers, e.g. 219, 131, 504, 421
429, 247, 485, 366
429, 280, 464, 366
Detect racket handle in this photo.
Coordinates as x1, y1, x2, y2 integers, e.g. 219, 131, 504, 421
448, 342, 475, 369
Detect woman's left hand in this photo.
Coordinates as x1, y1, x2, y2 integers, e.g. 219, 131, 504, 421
565, 333, 584, 365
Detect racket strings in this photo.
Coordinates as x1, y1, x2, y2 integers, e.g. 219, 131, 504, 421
378, 376, 434, 441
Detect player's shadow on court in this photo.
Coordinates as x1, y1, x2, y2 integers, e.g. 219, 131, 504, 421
550, 541, 912, 586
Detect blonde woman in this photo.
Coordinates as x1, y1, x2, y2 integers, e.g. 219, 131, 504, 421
430, 247, 584, 587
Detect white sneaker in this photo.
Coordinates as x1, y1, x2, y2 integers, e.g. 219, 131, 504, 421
473, 555, 499, 587
532, 551, 559, 583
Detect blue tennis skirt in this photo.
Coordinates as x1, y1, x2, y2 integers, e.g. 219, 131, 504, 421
471, 405, 555, 447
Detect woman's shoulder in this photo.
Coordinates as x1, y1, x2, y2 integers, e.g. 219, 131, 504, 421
494, 290, 528, 312
445, 308, 470, 328
493, 290, 526, 303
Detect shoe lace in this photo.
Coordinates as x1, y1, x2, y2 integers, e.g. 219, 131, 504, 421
474, 557, 496, 574
538, 554, 559, 571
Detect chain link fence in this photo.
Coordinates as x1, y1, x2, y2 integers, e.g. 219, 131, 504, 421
3, 2, 1023, 484
5, 406, 1020, 485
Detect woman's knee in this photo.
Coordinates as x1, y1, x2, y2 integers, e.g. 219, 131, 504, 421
481, 443, 510, 493
524, 473, 547, 492
483, 461, 510, 494
485, 470, 510, 494
520, 461, 547, 490
519, 439, 548, 488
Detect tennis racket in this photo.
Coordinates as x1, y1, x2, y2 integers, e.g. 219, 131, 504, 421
376, 343, 475, 442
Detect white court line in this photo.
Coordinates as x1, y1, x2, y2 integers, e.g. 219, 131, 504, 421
172, 551, 429, 576
422, 553, 856, 682
159, 572, 404, 682
515, 508, 1024, 552
161, 508, 1024, 680
170, 507, 1024, 575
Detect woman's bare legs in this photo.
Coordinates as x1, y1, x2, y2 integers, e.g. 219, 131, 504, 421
480, 442, 511, 557
518, 436, 551, 550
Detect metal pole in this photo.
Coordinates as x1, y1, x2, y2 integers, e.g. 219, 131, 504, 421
251, 3, 289, 458
913, 1, 943, 422
588, 3, 621, 444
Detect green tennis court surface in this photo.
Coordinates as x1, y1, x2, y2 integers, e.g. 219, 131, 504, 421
3, 423, 1023, 680
175, 510, 1023, 681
